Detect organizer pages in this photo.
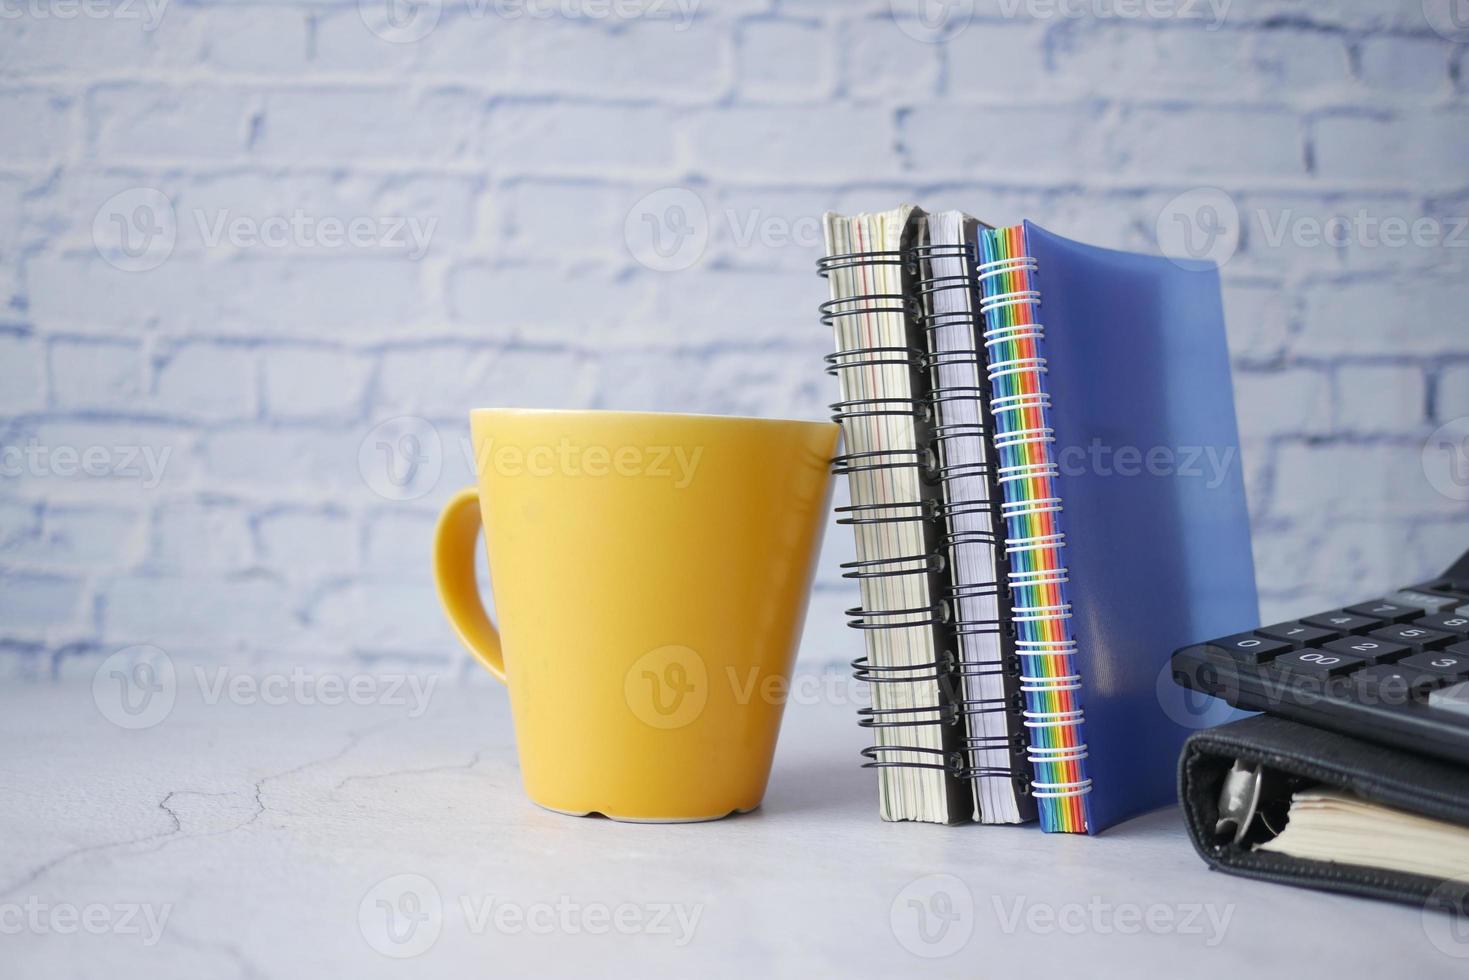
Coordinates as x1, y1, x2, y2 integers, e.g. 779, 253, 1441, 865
820, 206, 966, 825
919, 211, 1028, 825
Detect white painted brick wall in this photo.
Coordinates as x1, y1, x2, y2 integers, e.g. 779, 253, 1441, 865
2, 0, 1467, 679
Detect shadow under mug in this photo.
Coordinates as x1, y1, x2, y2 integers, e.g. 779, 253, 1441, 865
432, 408, 839, 822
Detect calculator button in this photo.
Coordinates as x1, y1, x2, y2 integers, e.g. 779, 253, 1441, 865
1384, 590, 1459, 613
1458, 605, 1469, 618
1256, 621, 1340, 647
1367, 624, 1454, 652
1344, 600, 1419, 624
1302, 611, 1382, 634
1352, 664, 1449, 707
1320, 636, 1409, 666
1427, 681, 1469, 719
1413, 613, 1469, 636
1203, 633, 1292, 665
1398, 650, 1469, 679
1271, 649, 1364, 677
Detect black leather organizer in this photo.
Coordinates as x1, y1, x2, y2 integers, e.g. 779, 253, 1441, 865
1179, 714, 1469, 911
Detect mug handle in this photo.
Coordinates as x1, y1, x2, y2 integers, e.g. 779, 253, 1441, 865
432, 487, 506, 683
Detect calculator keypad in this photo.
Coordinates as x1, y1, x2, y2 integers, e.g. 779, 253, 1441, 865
1196, 590, 1469, 713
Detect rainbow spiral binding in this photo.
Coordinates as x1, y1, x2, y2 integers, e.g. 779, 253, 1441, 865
976, 224, 1092, 834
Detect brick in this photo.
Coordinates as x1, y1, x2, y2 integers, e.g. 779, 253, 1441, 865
202, 8, 311, 73
1110, 107, 1305, 178
1232, 368, 1331, 439
843, 19, 940, 99
1357, 36, 1451, 95
256, 88, 484, 164
1334, 364, 1426, 434
203, 428, 360, 493
1440, 365, 1469, 422
0, 573, 84, 633
28, 256, 426, 334
736, 20, 834, 101
1313, 112, 1469, 184
446, 262, 653, 337
1299, 279, 1469, 356
90, 84, 253, 160
1219, 280, 1291, 362
0, 334, 45, 414
7, 507, 145, 568
152, 344, 256, 420
309, 580, 456, 650
1272, 442, 1461, 519
485, 102, 676, 176
148, 502, 252, 573
512, 21, 727, 100
257, 509, 356, 577
687, 105, 897, 180
0, 89, 73, 164
262, 348, 373, 421
48, 338, 143, 411
0, 12, 159, 76
904, 103, 1103, 179
945, 21, 1050, 98
375, 346, 594, 417
103, 575, 300, 644
363, 511, 440, 577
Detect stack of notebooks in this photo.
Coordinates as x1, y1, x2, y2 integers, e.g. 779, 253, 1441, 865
818, 206, 1258, 834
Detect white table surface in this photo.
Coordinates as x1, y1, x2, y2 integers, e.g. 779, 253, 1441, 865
2, 670, 1462, 979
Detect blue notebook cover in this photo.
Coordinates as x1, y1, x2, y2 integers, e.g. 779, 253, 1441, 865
987, 221, 1259, 833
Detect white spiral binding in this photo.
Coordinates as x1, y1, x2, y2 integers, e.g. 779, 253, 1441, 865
976, 252, 1090, 803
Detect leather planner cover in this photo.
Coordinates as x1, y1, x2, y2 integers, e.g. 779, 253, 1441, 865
1180, 714, 1469, 909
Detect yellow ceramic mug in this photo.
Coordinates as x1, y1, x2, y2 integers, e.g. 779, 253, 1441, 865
432, 409, 839, 822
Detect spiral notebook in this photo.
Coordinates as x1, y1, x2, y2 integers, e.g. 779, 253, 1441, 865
818, 208, 1258, 833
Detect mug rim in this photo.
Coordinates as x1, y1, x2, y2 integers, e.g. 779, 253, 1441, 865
470, 407, 838, 429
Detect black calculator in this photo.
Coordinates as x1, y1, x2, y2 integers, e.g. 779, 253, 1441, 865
1171, 548, 1469, 766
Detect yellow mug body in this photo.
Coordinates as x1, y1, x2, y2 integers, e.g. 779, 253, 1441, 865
433, 409, 838, 822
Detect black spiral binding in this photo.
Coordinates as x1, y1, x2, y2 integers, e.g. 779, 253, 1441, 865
817, 244, 973, 796
911, 237, 1037, 813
